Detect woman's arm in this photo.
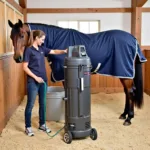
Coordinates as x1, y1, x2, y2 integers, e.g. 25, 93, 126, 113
23, 62, 44, 83
49, 49, 67, 55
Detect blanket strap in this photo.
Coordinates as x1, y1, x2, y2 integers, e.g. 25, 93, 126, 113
92, 63, 101, 74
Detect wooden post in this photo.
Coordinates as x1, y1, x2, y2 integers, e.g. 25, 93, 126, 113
19, 0, 26, 8
131, 0, 148, 46
131, 0, 148, 93
18, 0, 27, 22
23, 8, 27, 22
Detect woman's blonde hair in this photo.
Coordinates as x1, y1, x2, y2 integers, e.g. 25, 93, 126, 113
28, 30, 46, 47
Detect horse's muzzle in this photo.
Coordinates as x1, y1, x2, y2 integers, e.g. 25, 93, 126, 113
14, 56, 23, 63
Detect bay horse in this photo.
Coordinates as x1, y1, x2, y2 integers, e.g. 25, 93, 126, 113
8, 19, 147, 126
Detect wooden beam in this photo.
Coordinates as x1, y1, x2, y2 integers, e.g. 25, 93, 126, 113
137, 0, 148, 7
6, 0, 23, 13
142, 7, 150, 12
19, 0, 26, 8
27, 8, 131, 13
25, 7, 150, 14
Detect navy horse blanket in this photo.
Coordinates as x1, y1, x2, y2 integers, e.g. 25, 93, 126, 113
28, 23, 147, 81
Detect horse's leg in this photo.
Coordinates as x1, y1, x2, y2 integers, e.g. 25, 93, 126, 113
120, 79, 134, 126
124, 91, 134, 126
119, 87, 129, 120
62, 81, 65, 88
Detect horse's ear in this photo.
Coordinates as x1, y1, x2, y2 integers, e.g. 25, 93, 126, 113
8, 20, 14, 28
18, 19, 23, 27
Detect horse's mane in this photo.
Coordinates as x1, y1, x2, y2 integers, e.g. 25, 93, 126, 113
24, 22, 85, 35
25, 22, 67, 30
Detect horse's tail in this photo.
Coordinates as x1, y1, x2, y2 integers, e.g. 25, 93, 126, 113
133, 61, 144, 108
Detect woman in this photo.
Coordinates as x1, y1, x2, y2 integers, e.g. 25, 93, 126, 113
23, 30, 67, 136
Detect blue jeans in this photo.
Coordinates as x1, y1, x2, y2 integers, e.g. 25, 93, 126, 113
25, 81, 47, 128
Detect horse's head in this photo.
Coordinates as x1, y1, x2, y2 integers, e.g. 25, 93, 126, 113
8, 19, 29, 63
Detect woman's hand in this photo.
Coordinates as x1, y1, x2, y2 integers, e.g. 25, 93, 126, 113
64, 49, 68, 54
50, 49, 67, 54
35, 77, 44, 83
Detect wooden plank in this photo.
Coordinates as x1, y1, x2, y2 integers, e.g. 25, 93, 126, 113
106, 76, 115, 93
144, 50, 150, 95
15, 9, 24, 22
6, 5, 15, 53
114, 78, 122, 88
142, 50, 145, 90
92, 87, 123, 93
91, 74, 100, 93
27, 8, 132, 14
0, 68, 4, 132
0, 1, 6, 55
145, 50, 150, 58
99, 75, 106, 89
144, 57, 150, 93
91, 74, 98, 89
6, 0, 23, 13
145, 89, 150, 95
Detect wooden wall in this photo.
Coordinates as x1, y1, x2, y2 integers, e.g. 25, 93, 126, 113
0, 0, 25, 133
143, 48, 150, 95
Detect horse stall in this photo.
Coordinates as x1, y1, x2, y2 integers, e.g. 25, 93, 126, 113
0, 0, 25, 134
0, 0, 150, 150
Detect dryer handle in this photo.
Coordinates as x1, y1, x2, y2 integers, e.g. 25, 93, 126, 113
80, 77, 84, 91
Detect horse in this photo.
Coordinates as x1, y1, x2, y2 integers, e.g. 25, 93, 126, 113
8, 19, 147, 126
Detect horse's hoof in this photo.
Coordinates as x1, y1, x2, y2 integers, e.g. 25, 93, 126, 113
119, 114, 126, 120
123, 120, 131, 126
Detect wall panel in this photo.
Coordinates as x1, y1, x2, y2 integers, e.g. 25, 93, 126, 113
144, 50, 150, 95
0, 56, 25, 133
0, 1, 6, 55
6, 5, 15, 53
